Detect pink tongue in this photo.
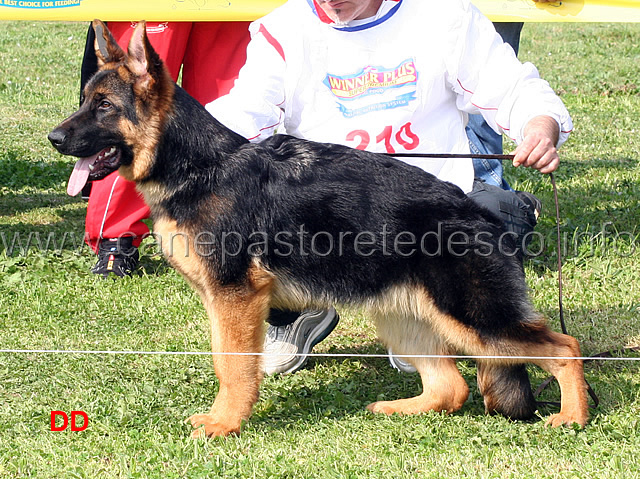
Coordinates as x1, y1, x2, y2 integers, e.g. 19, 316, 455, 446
67, 158, 93, 196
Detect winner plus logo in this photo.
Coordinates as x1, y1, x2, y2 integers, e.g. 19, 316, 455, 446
325, 59, 417, 100
324, 59, 418, 118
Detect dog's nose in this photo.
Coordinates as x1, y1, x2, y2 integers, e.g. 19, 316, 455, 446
48, 128, 67, 148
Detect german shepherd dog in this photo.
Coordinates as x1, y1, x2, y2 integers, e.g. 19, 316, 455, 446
49, 20, 589, 438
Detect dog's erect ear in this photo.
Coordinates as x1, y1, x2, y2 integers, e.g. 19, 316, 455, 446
126, 20, 161, 93
92, 19, 126, 67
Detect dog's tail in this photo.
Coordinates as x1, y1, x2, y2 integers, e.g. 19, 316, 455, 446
477, 363, 537, 420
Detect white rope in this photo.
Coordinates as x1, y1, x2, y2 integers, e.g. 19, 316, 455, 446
0, 349, 638, 361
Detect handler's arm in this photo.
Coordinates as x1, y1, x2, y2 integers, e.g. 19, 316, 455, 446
451, 4, 572, 169
206, 23, 286, 142
512, 115, 560, 174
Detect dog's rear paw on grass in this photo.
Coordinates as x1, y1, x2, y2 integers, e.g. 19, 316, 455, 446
544, 412, 589, 428
186, 413, 241, 438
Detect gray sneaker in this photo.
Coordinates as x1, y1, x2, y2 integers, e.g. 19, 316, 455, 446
263, 308, 339, 375
388, 349, 418, 373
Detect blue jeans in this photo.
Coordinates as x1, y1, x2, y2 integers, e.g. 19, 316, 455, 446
468, 22, 523, 190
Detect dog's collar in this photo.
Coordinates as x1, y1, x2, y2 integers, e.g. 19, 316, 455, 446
306, 0, 402, 31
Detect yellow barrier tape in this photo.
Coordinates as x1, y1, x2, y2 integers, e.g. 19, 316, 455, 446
0, 1, 283, 22
475, 0, 640, 22
1, 0, 640, 22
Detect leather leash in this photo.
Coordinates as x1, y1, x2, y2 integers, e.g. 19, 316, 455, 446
385, 152, 602, 409
536, 172, 599, 409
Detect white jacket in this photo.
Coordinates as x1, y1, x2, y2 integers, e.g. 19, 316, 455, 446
207, 0, 573, 193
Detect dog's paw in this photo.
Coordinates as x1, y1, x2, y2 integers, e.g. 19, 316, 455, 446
544, 412, 588, 428
186, 413, 241, 438
366, 395, 461, 416
366, 401, 397, 415
366, 398, 431, 415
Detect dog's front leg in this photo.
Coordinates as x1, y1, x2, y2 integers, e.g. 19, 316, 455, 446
187, 271, 273, 438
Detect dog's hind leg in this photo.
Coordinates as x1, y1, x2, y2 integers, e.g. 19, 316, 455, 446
368, 313, 469, 415
433, 312, 588, 427
474, 331, 588, 427
476, 363, 536, 420
521, 330, 589, 427
186, 265, 274, 438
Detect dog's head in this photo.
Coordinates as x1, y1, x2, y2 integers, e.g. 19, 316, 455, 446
49, 20, 174, 195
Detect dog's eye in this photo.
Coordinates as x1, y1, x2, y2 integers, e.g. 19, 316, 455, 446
98, 100, 113, 110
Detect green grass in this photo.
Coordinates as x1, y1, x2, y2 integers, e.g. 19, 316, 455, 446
1, 20, 640, 478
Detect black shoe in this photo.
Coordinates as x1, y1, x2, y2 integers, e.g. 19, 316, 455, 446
91, 237, 139, 278
515, 191, 542, 220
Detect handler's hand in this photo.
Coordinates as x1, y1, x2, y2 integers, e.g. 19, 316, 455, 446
512, 115, 560, 174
